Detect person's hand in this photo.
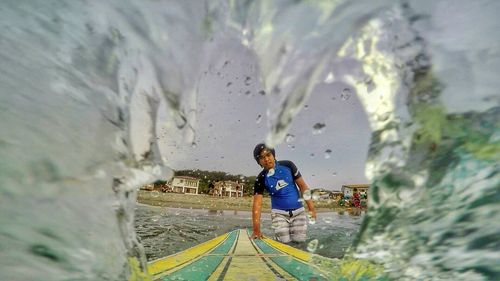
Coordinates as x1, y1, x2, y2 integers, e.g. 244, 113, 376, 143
251, 230, 263, 239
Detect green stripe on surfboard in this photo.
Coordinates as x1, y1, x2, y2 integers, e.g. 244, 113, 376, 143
249, 230, 326, 281
159, 230, 238, 281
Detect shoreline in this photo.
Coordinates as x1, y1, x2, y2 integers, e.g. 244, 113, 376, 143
136, 190, 360, 213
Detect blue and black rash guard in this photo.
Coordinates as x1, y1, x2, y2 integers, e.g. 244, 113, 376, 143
254, 160, 303, 210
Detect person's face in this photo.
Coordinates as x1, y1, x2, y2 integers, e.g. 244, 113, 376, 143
258, 149, 275, 170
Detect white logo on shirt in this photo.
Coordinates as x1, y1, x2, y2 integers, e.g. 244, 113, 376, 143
276, 180, 288, 190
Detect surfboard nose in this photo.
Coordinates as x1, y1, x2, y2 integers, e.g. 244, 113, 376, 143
148, 229, 326, 280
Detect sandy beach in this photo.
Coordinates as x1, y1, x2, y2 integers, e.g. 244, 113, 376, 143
137, 190, 349, 212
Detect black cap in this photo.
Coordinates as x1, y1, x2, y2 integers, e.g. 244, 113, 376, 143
253, 143, 275, 164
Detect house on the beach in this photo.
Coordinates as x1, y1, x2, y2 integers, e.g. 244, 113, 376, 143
212, 180, 243, 197
140, 183, 155, 191
169, 176, 200, 194
341, 184, 369, 198
311, 188, 332, 200
329, 190, 344, 200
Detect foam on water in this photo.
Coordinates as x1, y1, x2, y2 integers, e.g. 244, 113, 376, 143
1, 0, 498, 280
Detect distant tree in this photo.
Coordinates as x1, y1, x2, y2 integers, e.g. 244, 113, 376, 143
243, 176, 256, 195
153, 179, 168, 185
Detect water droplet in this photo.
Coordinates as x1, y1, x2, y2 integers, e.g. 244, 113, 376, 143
307, 239, 319, 252
226, 82, 232, 87
256, 114, 262, 124
332, 172, 337, 177
310, 153, 315, 158
245, 76, 251, 85
303, 189, 312, 200
341, 88, 351, 100
324, 149, 332, 159
312, 123, 325, 135
191, 142, 197, 148
245, 90, 251, 95
324, 72, 334, 84
304, 105, 309, 109
308, 215, 316, 225
258, 90, 266, 95
312, 191, 321, 201
285, 134, 295, 143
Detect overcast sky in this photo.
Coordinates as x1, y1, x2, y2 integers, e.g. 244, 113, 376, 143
157, 39, 371, 191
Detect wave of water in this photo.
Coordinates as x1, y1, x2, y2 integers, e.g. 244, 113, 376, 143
1, 0, 498, 280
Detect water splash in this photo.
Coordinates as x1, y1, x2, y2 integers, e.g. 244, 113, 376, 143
337, 2, 500, 280
303, 189, 312, 201
307, 239, 319, 253
1, 0, 206, 280
312, 191, 321, 201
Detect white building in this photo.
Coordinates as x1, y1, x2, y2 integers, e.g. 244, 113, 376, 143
341, 184, 369, 198
213, 181, 243, 197
169, 176, 200, 194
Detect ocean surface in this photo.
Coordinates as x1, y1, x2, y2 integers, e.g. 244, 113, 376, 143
135, 204, 364, 261
1, 1, 499, 280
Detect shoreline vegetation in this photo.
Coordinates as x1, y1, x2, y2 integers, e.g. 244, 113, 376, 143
137, 190, 358, 213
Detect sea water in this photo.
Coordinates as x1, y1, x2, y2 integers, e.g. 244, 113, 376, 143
1, 1, 498, 280
135, 204, 363, 261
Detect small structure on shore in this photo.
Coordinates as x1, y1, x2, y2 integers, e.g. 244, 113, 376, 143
341, 184, 369, 198
329, 190, 344, 200
211, 180, 243, 197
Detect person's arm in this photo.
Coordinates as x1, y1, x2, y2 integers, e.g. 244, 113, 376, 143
251, 194, 264, 239
295, 177, 317, 219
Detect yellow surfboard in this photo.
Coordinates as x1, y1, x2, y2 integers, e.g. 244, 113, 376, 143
147, 229, 328, 281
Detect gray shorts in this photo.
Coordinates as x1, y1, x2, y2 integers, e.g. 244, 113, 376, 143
271, 207, 307, 243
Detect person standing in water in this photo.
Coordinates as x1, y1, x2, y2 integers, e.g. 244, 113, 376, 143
251, 143, 317, 243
